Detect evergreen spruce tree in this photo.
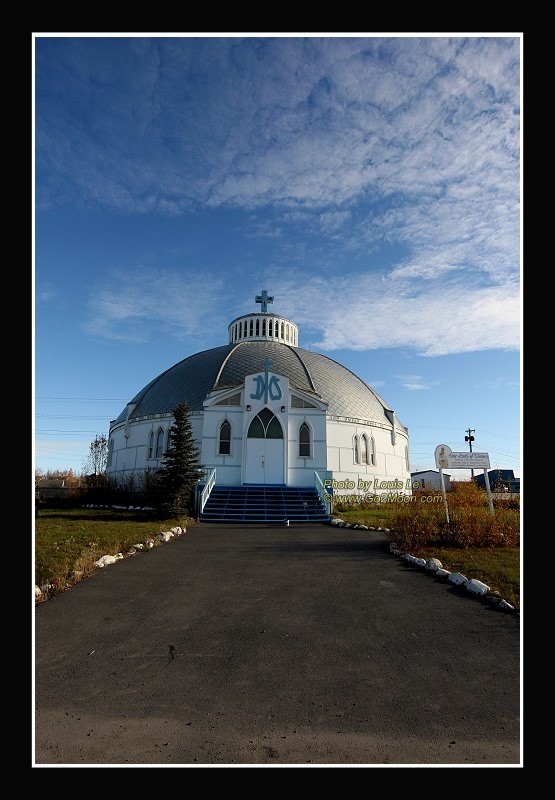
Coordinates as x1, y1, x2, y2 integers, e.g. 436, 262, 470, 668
156, 403, 204, 517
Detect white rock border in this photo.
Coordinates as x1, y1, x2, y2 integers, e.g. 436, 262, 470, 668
329, 518, 518, 615
35, 509, 187, 602
388, 542, 517, 614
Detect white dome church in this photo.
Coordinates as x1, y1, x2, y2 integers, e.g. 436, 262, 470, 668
106, 291, 411, 522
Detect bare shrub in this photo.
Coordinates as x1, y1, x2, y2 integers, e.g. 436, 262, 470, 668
388, 482, 520, 551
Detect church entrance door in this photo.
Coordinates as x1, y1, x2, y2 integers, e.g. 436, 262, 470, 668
245, 438, 284, 484
244, 407, 284, 485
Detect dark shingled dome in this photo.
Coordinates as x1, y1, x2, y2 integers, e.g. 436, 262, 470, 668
114, 341, 406, 431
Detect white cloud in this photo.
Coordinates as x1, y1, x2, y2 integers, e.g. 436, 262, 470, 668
86, 263, 520, 358
395, 374, 439, 391
273, 270, 520, 357
36, 37, 520, 217
84, 267, 229, 342
38, 36, 521, 359
36, 288, 59, 303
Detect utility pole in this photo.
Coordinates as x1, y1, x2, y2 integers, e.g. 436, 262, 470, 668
465, 428, 475, 480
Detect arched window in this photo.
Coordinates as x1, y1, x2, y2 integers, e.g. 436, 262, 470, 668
247, 407, 283, 439
262, 318, 266, 336
299, 422, 311, 457
360, 434, 368, 465
148, 430, 154, 459
269, 319, 273, 337
256, 318, 260, 336
354, 435, 360, 464
248, 416, 265, 437
243, 320, 247, 337
370, 437, 376, 466
249, 319, 254, 336
155, 427, 165, 458
219, 420, 231, 455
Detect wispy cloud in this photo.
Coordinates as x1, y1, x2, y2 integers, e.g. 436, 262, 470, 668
85, 263, 519, 357
269, 270, 520, 356
483, 377, 520, 390
38, 35, 520, 358
36, 37, 520, 217
36, 288, 60, 303
84, 267, 228, 343
395, 374, 439, 391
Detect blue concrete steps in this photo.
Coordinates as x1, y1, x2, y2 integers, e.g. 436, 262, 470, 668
200, 485, 330, 524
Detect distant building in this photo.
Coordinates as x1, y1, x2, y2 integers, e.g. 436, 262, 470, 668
35, 478, 72, 500
474, 469, 520, 493
411, 470, 451, 491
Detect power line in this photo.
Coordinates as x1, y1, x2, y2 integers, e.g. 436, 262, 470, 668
35, 430, 107, 435
36, 415, 116, 420
35, 397, 127, 402
408, 425, 519, 440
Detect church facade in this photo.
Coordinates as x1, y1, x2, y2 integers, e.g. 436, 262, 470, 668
106, 291, 411, 499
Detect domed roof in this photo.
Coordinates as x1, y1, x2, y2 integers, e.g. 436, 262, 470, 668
114, 340, 406, 432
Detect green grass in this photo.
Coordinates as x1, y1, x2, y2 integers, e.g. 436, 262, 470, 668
404, 545, 521, 610
34, 507, 195, 602
332, 504, 521, 610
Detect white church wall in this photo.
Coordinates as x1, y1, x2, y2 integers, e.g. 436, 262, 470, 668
108, 412, 206, 479
200, 406, 244, 486
108, 420, 152, 476
201, 410, 242, 452
324, 419, 411, 495
384, 450, 409, 475
286, 409, 328, 486
108, 408, 411, 495
202, 461, 243, 485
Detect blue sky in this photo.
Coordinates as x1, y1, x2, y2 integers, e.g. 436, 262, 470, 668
33, 34, 521, 478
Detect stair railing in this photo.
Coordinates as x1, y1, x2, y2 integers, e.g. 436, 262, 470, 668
200, 468, 217, 514
314, 470, 333, 515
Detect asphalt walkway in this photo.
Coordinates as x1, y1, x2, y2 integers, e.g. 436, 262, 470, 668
34, 523, 521, 767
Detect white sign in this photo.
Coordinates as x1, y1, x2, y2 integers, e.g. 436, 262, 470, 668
435, 444, 490, 470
